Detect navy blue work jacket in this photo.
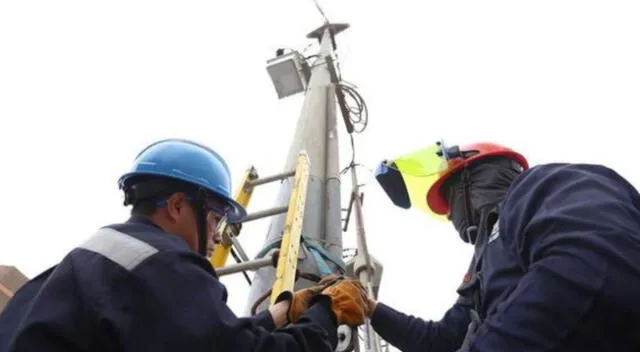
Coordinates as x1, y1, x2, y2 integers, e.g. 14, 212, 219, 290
371, 163, 640, 351
0, 217, 337, 351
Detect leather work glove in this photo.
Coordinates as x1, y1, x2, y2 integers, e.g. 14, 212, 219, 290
365, 296, 378, 317
319, 278, 368, 326
276, 274, 342, 323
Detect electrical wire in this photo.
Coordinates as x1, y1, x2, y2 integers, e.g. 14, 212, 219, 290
335, 52, 344, 81
334, 78, 373, 204
341, 248, 357, 262
338, 81, 373, 175
230, 248, 252, 285
249, 267, 324, 315
335, 79, 370, 186
339, 81, 369, 134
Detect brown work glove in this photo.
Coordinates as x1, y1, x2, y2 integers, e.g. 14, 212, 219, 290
319, 278, 368, 326
276, 274, 342, 323
365, 296, 378, 317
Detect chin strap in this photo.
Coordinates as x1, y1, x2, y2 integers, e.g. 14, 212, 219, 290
193, 189, 209, 257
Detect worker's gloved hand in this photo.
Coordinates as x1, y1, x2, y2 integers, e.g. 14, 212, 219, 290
365, 296, 378, 317
283, 286, 321, 322
319, 278, 368, 326
275, 274, 342, 323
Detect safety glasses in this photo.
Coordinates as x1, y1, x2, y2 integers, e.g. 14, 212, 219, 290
203, 202, 230, 224
155, 197, 231, 223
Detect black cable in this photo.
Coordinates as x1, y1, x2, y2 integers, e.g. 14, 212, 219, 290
338, 82, 369, 134
230, 248, 252, 285
335, 80, 369, 181
335, 52, 344, 81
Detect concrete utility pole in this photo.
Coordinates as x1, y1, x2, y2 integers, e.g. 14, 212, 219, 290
246, 22, 349, 314
241, 21, 386, 352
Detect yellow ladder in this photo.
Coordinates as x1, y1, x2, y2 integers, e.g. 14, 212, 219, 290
209, 151, 310, 306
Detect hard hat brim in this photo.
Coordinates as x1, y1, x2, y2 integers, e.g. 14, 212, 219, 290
118, 170, 247, 222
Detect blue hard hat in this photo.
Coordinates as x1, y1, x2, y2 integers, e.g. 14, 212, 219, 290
118, 138, 247, 223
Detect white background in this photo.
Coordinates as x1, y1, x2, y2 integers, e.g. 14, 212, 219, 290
1, 1, 639, 350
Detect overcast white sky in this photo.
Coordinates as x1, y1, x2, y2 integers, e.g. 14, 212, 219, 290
1, 1, 640, 350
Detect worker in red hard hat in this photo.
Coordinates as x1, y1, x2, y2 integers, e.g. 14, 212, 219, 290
370, 140, 640, 352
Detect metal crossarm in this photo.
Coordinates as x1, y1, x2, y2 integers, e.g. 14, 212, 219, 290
269, 152, 310, 305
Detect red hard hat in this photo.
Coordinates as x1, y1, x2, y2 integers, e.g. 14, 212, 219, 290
426, 142, 529, 215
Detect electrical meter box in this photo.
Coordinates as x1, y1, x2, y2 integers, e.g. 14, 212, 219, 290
266, 51, 311, 99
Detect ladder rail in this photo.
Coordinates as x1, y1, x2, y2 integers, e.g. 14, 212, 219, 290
269, 152, 310, 305
210, 167, 257, 268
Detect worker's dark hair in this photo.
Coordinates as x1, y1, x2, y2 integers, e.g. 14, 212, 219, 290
126, 176, 200, 217
131, 199, 162, 216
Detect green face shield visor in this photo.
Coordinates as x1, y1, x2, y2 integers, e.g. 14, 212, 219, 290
374, 143, 450, 221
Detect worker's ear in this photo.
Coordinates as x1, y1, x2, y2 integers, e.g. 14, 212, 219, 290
165, 192, 188, 221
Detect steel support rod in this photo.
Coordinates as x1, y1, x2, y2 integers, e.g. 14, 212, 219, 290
249, 170, 296, 187
242, 206, 289, 223
350, 163, 382, 352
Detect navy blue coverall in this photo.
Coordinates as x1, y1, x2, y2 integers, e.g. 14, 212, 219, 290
370, 163, 640, 351
0, 217, 338, 351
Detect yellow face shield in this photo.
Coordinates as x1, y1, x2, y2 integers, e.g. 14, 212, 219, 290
374, 143, 450, 221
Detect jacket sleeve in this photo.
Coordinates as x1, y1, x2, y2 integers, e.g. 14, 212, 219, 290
0, 266, 87, 352
105, 252, 338, 352
252, 309, 277, 331
370, 300, 471, 352
464, 163, 640, 351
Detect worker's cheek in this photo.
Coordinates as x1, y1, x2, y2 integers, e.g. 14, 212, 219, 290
206, 212, 221, 244
206, 238, 215, 257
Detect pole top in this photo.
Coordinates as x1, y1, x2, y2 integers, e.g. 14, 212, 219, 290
306, 23, 350, 49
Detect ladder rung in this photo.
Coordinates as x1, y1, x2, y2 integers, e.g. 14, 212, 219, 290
216, 257, 273, 277
242, 206, 289, 223
249, 170, 296, 187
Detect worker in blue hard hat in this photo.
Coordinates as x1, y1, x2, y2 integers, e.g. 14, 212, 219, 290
0, 138, 369, 351
367, 140, 640, 352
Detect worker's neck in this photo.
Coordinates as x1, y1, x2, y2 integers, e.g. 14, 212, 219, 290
145, 213, 197, 252
147, 213, 176, 234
